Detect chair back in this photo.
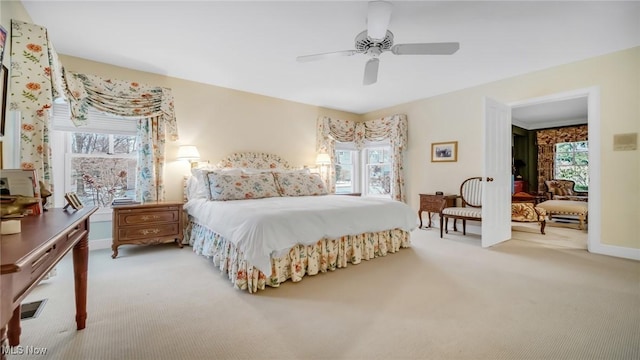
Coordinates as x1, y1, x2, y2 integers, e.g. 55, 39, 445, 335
544, 179, 576, 196
460, 177, 483, 208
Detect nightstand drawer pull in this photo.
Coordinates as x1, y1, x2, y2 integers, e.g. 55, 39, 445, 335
139, 228, 161, 236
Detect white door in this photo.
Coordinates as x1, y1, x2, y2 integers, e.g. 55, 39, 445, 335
482, 97, 512, 247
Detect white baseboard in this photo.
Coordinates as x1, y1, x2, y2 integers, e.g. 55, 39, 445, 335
589, 242, 640, 261
89, 238, 112, 251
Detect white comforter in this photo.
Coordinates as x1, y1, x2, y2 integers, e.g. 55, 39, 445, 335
184, 195, 417, 275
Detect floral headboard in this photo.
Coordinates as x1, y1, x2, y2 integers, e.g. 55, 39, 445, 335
215, 152, 293, 170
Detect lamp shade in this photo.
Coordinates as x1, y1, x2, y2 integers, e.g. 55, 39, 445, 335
315, 153, 331, 165
176, 145, 200, 161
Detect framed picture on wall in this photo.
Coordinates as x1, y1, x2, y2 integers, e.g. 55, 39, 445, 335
0, 25, 6, 65
1, 65, 7, 137
431, 141, 458, 162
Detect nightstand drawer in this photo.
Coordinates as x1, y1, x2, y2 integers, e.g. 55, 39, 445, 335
111, 201, 184, 258
117, 209, 180, 226
117, 223, 180, 241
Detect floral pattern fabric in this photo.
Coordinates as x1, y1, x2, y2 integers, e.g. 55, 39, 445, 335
274, 172, 328, 197
136, 116, 167, 202
9, 20, 64, 192
189, 220, 410, 293
536, 125, 588, 193
316, 114, 408, 202
207, 172, 280, 200
511, 202, 546, 222
216, 152, 293, 170
63, 72, 178, 141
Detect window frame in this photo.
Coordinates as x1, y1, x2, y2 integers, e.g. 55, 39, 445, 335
554, 140, 589, 191
50, 103, 139, 221
334, 142, 360, 194
334, 140, 391, 198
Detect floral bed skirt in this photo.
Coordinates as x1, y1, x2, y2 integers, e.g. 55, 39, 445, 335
188, 220, 411, 293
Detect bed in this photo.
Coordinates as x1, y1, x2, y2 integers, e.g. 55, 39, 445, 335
183, 152, 417, 293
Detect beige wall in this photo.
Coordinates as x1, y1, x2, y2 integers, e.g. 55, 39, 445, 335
57, 55, 360, 203
364, 47, 640, 250
4, 1, 638, 252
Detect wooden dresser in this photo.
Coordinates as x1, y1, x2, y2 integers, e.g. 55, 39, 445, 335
418, 194, 459, 228
111, 201, 184, 258
1, 206, 98, 357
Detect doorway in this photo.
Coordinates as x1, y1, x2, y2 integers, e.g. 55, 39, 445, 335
507, 87, 600, 253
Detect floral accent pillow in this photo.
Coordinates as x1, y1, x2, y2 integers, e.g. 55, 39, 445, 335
274, 172, 328, 197
207, 172, 280, 200
192, 167, 242, 199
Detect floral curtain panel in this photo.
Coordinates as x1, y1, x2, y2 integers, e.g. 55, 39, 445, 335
9, 20, 66, 195
536, 125, 588, 193
136, 116, 167, 202
316, 114, 408, 202
9, 20, 67, 280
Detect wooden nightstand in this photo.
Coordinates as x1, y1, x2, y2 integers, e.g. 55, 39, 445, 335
111, 201, 184, 258
418, 194, 459, 228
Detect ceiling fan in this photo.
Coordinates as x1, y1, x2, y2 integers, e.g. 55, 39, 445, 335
296, 1, 460, 85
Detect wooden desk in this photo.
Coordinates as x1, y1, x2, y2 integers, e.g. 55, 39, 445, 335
418, 194, 459, 228
1, 206, 97, 354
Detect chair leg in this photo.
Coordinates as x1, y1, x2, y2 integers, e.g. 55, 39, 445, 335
445, 217, 449, 234
440, 216, 444, 238
540, 220, 546, 235
462, 219, 466, 235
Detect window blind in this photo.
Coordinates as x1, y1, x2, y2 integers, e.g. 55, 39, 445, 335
51, 103, 138, 135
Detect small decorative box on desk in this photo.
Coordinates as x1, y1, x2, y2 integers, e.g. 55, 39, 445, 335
418, 194, 459, 228
111, 201, 184, 259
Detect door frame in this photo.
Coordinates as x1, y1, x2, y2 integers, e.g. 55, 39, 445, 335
507, 86, 600, 254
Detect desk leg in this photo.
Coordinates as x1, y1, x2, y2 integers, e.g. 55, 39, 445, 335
7, 305, 20, 346
0, 325, 6, 360
73, 235, 89, 330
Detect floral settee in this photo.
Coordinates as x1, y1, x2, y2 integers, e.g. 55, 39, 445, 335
544, 179, 588, 202
511, 203, 546, 234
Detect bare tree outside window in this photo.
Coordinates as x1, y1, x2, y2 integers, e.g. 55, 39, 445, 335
70, 132, 137, 207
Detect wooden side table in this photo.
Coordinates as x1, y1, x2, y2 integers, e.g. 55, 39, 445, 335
418, 194, 459, 228
111, 201, 184, 258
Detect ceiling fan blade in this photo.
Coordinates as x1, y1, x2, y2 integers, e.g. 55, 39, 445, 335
296, 50, 358, 63
363, 58, 380, 85
391, 42, 460, 55
367, 1, 393, 41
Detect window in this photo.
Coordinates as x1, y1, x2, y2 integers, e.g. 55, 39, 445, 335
334, 141, 391, 197
554, 141, 588, 191
364, 147, 392, 196
51, 103, 139, 212
335, 146, 357, 194
68, 133, 137, 207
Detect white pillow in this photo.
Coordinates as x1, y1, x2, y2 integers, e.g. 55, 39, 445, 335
185, 176, 201, 200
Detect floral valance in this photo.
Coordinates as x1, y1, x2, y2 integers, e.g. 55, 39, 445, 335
316, 114, 408, 202
536, 125, 588, 145
64, 72, 179, 141
316, 114, 408, 152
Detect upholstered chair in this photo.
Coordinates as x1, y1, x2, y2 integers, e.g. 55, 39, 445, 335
544, 179, 588, 202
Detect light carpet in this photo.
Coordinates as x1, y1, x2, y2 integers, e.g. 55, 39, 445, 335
8, 227, 639, 360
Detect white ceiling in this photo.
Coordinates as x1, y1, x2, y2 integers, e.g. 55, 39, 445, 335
19, 1, 640, 119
